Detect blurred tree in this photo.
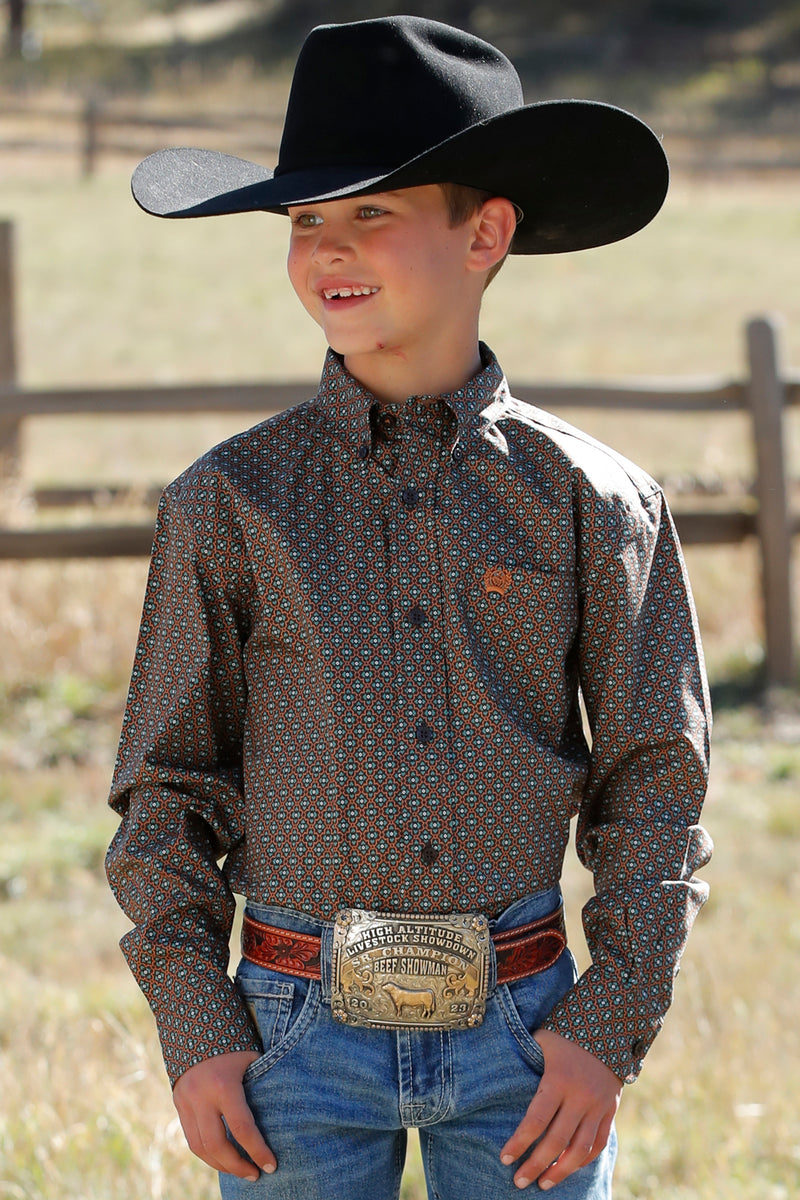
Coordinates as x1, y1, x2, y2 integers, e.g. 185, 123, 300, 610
264, 0, 479, 35
245, 0, 800, 40
6, 0, 26, 56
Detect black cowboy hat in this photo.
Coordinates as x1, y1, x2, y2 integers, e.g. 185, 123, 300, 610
131, 14, 669, 255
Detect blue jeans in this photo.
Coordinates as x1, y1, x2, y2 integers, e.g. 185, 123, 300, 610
220, 887, 616, 1199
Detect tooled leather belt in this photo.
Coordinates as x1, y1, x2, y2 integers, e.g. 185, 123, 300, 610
241, 904, 567, 987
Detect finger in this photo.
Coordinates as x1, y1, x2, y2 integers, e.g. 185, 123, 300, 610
499, 1086, 559, 1166
205, 1130, 262, 1179
509, 1109, 579, 1190
175, 1106, 206, 1167
177, 1106, 250, 1176
177, 1105, 254, 1178
575, 1109, 615, 1168
224, 1099, 277, 1175
534, 1114, 601, 1189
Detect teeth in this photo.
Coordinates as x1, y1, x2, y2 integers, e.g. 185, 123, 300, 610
323, 286, 379, 299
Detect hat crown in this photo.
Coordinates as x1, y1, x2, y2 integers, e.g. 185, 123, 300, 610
276, 15, 523, 177
131, 14, 668, 253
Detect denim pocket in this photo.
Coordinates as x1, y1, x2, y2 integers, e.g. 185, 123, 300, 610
235, 964, 320, 1085
495, 951, 575, 1074
237, 973, 294, 1053
496, 980, 547, 1074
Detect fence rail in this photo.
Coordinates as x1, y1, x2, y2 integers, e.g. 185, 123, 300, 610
0, 220, 796, 686
3, 96, 800, 178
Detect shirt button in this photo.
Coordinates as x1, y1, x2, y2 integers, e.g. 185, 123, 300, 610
631, 1037, 648, 1058
401, 485, 420, 508
357, 443, 370, 461
415, 720, 435, 745
420, 841, 439, 866
408, 605, 428, 627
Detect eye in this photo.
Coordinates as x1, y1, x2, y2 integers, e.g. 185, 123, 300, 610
358, 205, 387, 219
291, 212, 323, 228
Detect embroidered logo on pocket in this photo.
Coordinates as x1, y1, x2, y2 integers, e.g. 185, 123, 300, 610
482, 565, 513, 596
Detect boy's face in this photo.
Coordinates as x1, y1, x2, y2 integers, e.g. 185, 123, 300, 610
286, 184, 484, 382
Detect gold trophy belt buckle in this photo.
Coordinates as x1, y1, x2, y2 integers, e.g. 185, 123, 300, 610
331, 909, 491, 1030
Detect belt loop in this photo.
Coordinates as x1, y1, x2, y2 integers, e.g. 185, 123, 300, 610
319, 924, 334, 1003
487, 934, 498, 998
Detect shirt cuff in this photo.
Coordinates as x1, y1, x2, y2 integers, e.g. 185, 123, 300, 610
121, 932, 261, 1086
541, 960, 670, 1083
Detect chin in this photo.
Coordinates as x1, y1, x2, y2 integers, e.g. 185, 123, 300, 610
327, 333, 386, 358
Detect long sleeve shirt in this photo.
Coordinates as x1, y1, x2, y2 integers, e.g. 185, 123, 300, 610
106, 345, 712, 1087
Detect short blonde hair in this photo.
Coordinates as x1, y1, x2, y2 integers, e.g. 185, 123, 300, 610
438, 182, 515, 288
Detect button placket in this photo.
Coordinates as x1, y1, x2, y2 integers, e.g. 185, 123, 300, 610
383, 407, 455, 891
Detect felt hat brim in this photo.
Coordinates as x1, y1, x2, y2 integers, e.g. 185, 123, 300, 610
131, 98, 668, 256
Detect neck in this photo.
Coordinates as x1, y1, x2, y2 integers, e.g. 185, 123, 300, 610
343, 340, 484, 406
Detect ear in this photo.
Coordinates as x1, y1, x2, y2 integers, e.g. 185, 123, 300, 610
465, 197, 517, 275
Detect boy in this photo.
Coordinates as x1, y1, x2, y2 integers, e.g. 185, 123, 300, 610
107, 16, 712, 1199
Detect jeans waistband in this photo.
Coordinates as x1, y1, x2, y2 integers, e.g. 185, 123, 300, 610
242, 886, 565, 1002
243, 886, 563, 937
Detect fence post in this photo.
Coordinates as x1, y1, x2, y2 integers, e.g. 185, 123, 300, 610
82, 95, 100, 178
0, 220, 20, 510
746, 315, 796, 688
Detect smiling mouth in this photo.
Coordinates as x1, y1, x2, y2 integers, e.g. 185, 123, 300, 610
321, 286, 379, 300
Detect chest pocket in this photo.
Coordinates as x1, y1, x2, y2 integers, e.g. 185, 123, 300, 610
459, 560, 579, 691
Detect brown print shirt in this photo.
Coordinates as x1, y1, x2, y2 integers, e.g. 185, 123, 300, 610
106, 345, 712, 1086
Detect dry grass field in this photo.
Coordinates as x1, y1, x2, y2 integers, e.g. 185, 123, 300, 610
1, 608, 799, 1200
1, 147, 799, 1199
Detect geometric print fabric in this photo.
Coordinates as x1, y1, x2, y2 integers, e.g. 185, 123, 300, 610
106, 345, 712, 1085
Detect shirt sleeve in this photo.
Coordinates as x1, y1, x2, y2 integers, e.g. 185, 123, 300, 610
541, 479, 713, 1083
105, 482, 261, 1086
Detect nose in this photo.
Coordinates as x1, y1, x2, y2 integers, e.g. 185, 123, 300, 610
310, 225, 355, 265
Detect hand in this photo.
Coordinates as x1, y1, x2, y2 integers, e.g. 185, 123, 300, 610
500, 1029, 622, 1190
172, 1050, 276, 1180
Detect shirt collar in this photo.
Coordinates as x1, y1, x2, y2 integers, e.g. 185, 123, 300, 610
313, 343, 510, 456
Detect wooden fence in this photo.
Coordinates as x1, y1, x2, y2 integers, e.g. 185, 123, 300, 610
0, 219, 797, 687
3, 95, 800, 179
